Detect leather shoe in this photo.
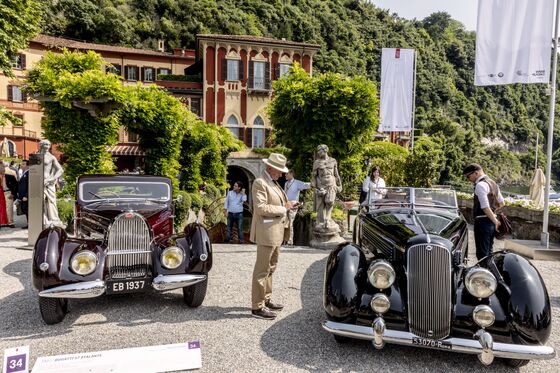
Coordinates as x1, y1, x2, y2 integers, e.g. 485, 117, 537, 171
251, 307, 276, 320
265, 300, 284, 311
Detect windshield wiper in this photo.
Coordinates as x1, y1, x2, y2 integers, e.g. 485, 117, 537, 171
88, 191, 106, 200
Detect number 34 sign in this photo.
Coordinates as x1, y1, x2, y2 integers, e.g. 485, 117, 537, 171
3, 346, 29, 373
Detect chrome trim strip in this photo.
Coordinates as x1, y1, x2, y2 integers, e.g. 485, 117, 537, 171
322, 321, 556, 361
152, 274, 207, 291
39, 280, 106, 298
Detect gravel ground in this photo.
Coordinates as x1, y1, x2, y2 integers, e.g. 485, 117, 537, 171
0, 225, 559, 372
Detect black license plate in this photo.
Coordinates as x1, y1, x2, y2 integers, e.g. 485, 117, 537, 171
106, 279, 149, 294
412, 337, 452, 350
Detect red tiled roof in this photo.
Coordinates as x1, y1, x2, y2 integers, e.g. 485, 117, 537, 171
197, 34, 321, 49
31, 35, 194, 58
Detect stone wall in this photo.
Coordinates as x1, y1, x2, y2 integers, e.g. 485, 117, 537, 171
458, 198, 560, 243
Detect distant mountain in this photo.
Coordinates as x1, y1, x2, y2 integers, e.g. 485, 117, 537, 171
41, 0, 557, 185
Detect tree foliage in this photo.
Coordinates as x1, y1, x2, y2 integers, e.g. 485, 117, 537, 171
268, 64, 378, 198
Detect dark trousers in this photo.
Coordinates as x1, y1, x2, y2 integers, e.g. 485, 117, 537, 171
226, 212, 244, 243
21, 201, 28, 222
474, 217, 495, 260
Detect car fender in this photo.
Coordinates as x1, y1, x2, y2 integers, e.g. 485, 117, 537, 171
484, 251, 552, 345
184, 222, 213, 273
324, 243, 367, 322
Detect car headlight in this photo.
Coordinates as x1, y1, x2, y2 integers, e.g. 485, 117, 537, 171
161, 246, 184, 269
70, 250, 97, 276
370, 293, 390, 314
367, 260, 396, 289
473, 305, 495, 328
465, 267, 497, 298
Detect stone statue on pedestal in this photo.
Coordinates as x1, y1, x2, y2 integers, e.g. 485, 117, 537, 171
309, 144, 346, 249
39, 139, 64, 227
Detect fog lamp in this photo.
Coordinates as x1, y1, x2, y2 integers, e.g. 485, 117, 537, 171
473, 305, 495, 328
161, 246, 184, 269
367, 260, 396, 289
370, 293, 390, 314
70, 250, 97, 276
465, 267, 497, 298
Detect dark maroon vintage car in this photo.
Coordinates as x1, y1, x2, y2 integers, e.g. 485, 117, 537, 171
33, 175, 212, 324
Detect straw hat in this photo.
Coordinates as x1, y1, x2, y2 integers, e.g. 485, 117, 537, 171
262, 153, 289, 173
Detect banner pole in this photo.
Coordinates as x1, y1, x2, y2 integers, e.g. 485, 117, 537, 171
541, 0, 560, 247
410, 50, 417, 150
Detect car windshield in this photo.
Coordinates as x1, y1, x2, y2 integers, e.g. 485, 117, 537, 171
79, 181, 170, 202
367, 187, 458, 209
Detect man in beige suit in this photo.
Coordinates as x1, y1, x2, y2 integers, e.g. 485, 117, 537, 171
251, 153, 299, 320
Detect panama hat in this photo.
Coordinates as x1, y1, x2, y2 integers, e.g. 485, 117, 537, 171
262, 153, 289, 173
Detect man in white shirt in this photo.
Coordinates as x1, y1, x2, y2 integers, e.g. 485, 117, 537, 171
224, 181, 247, 244
284, 169, 310, 245
464, 164, 504, 259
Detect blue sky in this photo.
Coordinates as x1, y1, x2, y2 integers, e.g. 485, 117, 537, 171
373, 0, 478, 31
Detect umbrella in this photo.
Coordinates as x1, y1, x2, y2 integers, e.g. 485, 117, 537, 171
0, 137, 10, 157
529, 168, 546, 209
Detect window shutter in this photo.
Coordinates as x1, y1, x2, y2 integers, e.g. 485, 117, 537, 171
238, 60, 244, 81
124, 66, 129, 80
273, 63, 279, 80
21, 54, 26, 70
265, 62, 271, 90
265, 128, 272, 147
221, 58, 227, 81
22, 90, 28, 103
141, 67, 145, 81
248, 61, 254, 89
136, 67, 140, 81
7, 85, 12, 101
244, 127, 252, 147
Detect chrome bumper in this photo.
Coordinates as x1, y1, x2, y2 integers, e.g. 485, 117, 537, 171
152, 274, 206, 291
322, 320, 556, 364
38, 274, 207, 298
39, 280, 106, 298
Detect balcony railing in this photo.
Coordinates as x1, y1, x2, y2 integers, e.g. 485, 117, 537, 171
0, 126, 38, 139
248, 77, 271, 91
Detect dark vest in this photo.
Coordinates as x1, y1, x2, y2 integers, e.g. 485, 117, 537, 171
473, 176, 498, 219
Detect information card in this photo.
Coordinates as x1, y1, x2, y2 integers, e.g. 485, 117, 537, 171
3, 346, 30, 373
31, 341, 201, 373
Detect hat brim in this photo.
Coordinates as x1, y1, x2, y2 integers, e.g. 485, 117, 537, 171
262, 158, 289, 173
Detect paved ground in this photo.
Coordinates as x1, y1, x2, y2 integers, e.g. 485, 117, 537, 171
0, 224, 559, 372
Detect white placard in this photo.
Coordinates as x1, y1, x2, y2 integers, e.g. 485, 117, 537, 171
3, 346, 30, 373
31, 341, 201, 373
379, 48, 415, 132
474, 0, 554, 86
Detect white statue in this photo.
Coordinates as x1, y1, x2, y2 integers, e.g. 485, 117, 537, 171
39, 139, 64, 227
311, 144, 342, 230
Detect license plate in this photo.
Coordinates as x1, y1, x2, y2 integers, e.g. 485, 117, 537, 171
106, 279, 149, 294
412, 336, 452, 350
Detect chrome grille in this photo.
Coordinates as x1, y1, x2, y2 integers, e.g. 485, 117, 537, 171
107, 212, 152, 279
407, 243, 452, 339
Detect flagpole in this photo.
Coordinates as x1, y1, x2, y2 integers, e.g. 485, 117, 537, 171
541, 0, 560, 247
410, 50, 417, 150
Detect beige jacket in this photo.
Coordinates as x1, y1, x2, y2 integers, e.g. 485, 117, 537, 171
250, 171, 289, 246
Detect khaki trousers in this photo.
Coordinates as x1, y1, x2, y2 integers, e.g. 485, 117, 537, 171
4, 190, 13, 224
251, 244, 280, 309
287, 209, 296, 245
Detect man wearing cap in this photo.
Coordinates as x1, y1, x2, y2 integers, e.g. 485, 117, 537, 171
463, 163, 505, 259
250, 153, 299, 320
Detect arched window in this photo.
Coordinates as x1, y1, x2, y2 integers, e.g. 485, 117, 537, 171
226, 115, 241, 139
252, 116, 265, 148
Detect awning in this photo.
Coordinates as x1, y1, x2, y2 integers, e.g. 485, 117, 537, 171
106, 145, 145, 156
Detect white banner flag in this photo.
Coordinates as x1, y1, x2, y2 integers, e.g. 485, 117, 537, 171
474, 0, 554, 86
379, 48, 415, 132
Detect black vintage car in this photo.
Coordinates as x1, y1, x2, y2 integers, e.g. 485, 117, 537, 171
323, 188, 555, 366
33, 175, 212, 324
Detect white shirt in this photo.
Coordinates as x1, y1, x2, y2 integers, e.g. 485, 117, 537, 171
366, 177, 386, 202
474, 175, 504, 210
284, 178, 310, 201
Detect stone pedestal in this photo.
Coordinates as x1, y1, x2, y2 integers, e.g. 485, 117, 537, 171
309, 222, 347, 250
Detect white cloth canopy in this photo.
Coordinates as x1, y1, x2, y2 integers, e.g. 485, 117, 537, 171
530, 168, 546, 209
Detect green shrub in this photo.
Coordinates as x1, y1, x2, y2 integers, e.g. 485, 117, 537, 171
189, 192, 203, 212
57, 198, 75, 228
173, 191, 192, 231
364, 141, 408, 187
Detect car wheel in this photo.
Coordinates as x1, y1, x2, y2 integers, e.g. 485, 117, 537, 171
183, 279, 208, 307
39, 297, 68, 325
503, 359, 530, 367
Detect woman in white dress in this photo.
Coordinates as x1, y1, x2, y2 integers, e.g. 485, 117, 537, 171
362, 166, 386, 204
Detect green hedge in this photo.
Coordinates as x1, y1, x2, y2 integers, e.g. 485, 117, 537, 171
174, 191, 192, 231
